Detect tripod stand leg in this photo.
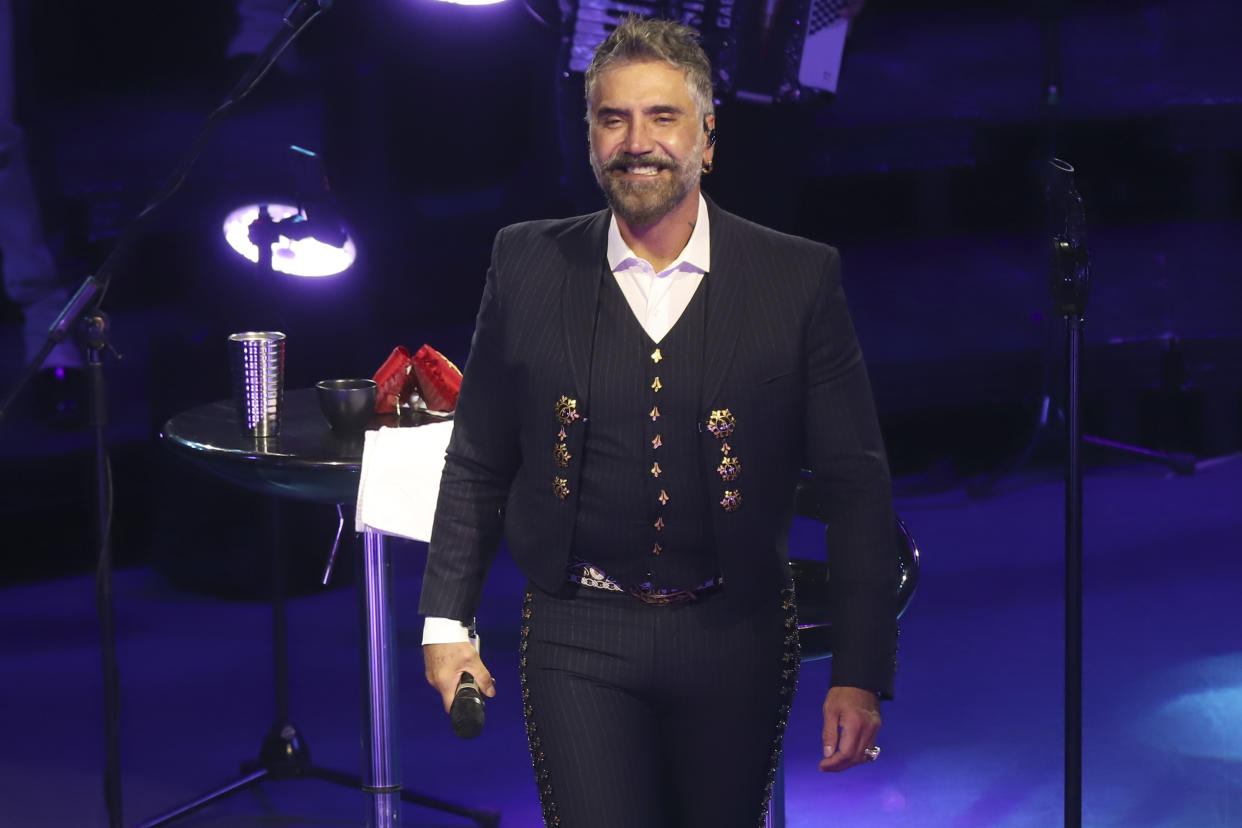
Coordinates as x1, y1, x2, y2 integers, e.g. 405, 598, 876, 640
131, 768, 270, 828
393, 786, 501, 828
301, 765, 500, 827
1082, 435, 1196, 474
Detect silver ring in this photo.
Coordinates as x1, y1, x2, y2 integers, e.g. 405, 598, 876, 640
863, 745, 881, 762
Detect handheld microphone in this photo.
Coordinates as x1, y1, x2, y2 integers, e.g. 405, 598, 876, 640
450, 671, 486, 739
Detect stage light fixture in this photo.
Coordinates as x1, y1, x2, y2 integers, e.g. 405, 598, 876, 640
223, 202, 357, 278
221, 145, 356, 278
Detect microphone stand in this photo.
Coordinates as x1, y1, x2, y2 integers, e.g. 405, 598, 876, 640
0, 4, 333, 826
967, 2, 1194, 502
1047, 158, 1087, 828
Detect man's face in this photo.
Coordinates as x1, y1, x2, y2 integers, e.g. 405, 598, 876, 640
588, 60, 714, 228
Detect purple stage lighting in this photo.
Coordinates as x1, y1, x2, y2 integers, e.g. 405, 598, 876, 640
223, 203, 357, 278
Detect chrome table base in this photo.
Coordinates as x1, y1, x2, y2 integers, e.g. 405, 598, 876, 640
361, 530, 500, 828
362, 530, 400, 827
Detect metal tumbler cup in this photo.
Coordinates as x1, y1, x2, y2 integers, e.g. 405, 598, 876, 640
228, 331, 286, 437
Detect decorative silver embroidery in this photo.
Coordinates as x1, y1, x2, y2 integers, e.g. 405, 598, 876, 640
758, 583, 800, 827
520, 589, 562, 827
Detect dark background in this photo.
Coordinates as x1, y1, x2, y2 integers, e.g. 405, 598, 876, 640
1, 3, 1241, 826
3, 0, 1241, 583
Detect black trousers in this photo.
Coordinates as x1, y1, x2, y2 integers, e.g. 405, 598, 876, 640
519, 581, 800, 828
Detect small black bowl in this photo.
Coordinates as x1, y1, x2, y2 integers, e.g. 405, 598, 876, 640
316, 379, 378, 433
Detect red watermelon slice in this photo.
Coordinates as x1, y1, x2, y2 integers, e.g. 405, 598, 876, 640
410, 344, 462, 412
371, 346, 413, 414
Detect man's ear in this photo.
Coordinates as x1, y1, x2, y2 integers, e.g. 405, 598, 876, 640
702, 113, 717, 171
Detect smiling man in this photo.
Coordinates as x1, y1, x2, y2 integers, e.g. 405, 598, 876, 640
419, 16, 899, 828
588, 56, 713, 239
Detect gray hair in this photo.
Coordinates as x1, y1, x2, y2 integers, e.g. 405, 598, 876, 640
583, 15, 715, 122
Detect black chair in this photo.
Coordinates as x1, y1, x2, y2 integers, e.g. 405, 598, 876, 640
766, 480, 922, 828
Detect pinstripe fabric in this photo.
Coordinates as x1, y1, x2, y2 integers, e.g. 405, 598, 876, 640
420, 197, 898, 698
519, 582, 799, 828
572, 274, 716, 590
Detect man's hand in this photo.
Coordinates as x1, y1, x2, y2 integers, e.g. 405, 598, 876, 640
819, 685, 881, 772
424, 642, 497, 714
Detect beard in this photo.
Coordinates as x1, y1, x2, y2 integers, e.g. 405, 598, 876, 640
590, 135, 705, 228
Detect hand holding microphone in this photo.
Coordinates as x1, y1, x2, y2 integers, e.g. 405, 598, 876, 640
450, 671, 486, 739
423, 632, 495, 740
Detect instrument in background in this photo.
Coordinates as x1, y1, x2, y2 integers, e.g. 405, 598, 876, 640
560, 0, 857, 103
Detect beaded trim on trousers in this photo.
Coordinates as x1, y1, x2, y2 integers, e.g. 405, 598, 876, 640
519, 588, 561, 827
520, 582, 799, 827
757, 582, 801, 827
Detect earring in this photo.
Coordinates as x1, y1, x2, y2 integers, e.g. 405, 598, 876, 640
702, 161, 714, 174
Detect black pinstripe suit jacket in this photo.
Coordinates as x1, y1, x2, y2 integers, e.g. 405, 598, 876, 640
418, 197, 899, 697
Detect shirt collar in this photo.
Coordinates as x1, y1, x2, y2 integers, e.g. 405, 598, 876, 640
606, 193, 711, 276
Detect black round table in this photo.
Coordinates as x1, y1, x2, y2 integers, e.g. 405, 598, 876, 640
161, 388, 389, 504
150, 390, 495, 828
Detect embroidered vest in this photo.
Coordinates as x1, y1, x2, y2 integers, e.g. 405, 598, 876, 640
570, 275, 718, 590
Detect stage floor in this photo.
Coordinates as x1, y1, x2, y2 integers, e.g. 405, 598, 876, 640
1, 457, 1239, 827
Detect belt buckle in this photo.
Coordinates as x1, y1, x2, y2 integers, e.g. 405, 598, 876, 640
629, 587, 697, 606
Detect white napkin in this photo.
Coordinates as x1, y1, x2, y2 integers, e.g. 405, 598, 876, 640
354, 421, 455, 541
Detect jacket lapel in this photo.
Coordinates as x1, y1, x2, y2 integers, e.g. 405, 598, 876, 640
700, 199, 747, 404
560, 209, 611, 406
560, 200, 747, 407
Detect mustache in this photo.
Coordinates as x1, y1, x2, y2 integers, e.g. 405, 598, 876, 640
603, 154, 676, 173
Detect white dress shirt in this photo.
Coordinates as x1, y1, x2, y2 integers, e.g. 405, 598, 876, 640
422, 195, 712, 645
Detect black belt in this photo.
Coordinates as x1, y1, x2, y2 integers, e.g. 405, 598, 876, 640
567, 562, 723, 606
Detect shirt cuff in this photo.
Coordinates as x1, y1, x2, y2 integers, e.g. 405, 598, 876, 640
421, 616, 473, 645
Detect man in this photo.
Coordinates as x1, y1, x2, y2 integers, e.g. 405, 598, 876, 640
420, 16, 897, 827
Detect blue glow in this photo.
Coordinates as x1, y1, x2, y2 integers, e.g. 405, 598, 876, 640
1156, 686, 1242, 760
1141, 654, 1242, 761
